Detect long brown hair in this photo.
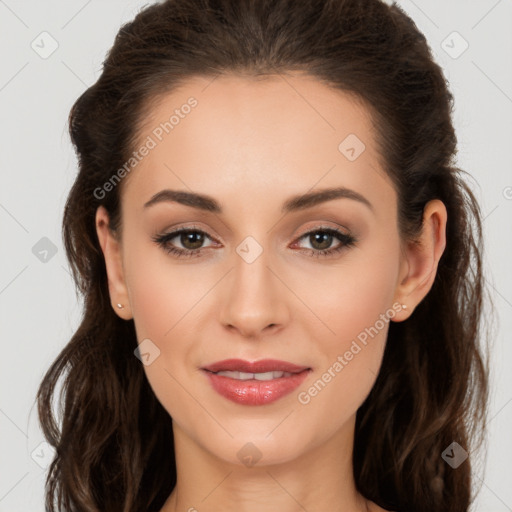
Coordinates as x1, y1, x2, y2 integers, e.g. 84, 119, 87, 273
36, 0, 491, 510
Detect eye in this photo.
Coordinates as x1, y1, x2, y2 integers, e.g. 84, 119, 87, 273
152, 226, 217, 259
293, 227, 357, 258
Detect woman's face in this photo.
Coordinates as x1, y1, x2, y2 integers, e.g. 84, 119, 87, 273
101, 73, 412, 466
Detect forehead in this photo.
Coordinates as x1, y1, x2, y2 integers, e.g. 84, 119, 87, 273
122, 72, 394, 216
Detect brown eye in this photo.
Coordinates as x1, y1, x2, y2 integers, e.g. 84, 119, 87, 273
294, 227, 357, 258
152, 228, 216, 259
179, 231, 205, 250
308, 231, 335, 251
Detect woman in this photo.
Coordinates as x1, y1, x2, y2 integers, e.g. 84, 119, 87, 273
36, 0, 490, 510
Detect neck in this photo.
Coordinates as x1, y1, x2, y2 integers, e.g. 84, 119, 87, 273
160, 414, 370, 512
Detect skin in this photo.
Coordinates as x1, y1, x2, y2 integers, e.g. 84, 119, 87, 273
95, 73, 447, 512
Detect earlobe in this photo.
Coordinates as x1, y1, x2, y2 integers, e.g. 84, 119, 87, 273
95, 206, 133, 320
392, 199, 447, 322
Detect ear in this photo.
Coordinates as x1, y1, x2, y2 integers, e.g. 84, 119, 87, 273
95, 206, 133, 320
392, 199, 447, 322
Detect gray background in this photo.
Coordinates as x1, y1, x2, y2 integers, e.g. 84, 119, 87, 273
0, 0, 511, 510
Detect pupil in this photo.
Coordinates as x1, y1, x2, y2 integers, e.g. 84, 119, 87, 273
312, 232, 331, 250
182, 232, 204, 249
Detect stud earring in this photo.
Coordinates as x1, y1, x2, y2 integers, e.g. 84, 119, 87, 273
402, 304, 407, 310
117, 303, 124, 309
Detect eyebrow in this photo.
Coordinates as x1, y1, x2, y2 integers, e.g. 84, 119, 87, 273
143, 186, 374, 214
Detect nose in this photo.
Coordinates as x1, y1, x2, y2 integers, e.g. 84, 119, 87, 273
219, 246, 289, 339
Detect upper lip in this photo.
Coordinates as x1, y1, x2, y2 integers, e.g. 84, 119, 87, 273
201, 358, 311, 374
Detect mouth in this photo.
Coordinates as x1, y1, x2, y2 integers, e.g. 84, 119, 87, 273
201, 359, 312, 405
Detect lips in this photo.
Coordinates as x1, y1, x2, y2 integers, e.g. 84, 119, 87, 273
201, 359, 311, 406
201, 358, 310, 374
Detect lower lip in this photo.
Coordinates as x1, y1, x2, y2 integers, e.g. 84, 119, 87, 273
203, 370, 310, 406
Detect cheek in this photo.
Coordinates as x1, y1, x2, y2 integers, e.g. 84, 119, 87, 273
122, 240, 208, 413
124, 235, 199, 339
292, 237, 400, 409
294, 235, 399, 350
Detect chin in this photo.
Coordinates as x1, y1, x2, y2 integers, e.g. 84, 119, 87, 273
195, 423, 318, 468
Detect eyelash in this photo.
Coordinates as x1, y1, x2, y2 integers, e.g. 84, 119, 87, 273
152, 225, 357, 260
